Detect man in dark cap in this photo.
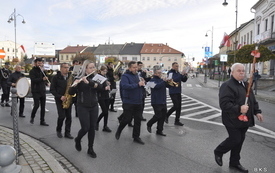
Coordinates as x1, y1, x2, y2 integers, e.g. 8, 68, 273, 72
0, 62, 12, 107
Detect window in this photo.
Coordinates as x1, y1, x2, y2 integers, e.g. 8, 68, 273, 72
244, 35, 246, 45
142, 57, 145, 61
257, 24, 260, 35
168, 57, 171, 61
132, 57, 137, 61
7, 48, 10, 52
250, 31, 253, 44
265, 19, 268, 31
147, 57, 150, 61
159, 57, 162, 61
174, 58, 177, 61
271, 15, 274, 33
66, 55, 68, 60
61, 56, 63, 60
153, 57, 156, 61
122, 57, 127, 61
247, 33, 249, 44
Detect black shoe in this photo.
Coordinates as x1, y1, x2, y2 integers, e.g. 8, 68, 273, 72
19, 114, 26, 118
40, 122, 49, 126
214, 152, 223, 166
164, 117, 168, 124
174, 121, 184, 126
75, 137, 82, 151
103, 126, 112, 132
133, 138, 145, 145
115, 129, 121, 140
141, 118, 147, 121
30, 118, 34, 124
147, 125, 152, 133
109, 109, 117, 112
95, 124, 99, 131
229, 164, 248, 173
87, 148, 97, 158
64, 133, 74, 139
0, 103, 4, 107
57, 131, 63, 138
156, 131, 167, 136
5, 103, 11, 107
128, 123, 134, 127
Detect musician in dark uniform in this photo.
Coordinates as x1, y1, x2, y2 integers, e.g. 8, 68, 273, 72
29, 58, 49, 126
0, 62, 12, 107
214, 63, 263, 172
165, 62, 188, 126
147, 65, 168, 136
106, 62, 117, 112
69, 59, 79, 117
50, 63, 74, 139
7, 65, 25, 117
69, 60, 103, 158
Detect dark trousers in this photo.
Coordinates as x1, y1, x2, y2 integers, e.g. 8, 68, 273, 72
117, 104, 142, 139
147, 104, 167, 132
214, 126, 248, 166
97, 99, 110, 127
76, 104, 98, 147
1, 82, 10, 103
17, 97, 25, 115
55, 99, 72, 134
167, 93, 182, 122
109, 93, 116, 110
31, 92, 46, 122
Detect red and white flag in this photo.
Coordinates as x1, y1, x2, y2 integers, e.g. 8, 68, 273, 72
20, 45, 26, 53
251, 50, 260, 58
220, 32, 230, 47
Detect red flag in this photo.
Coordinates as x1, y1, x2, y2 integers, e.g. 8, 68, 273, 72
251, 50, 260, 58
220, 32, 230, 47
20, 45, 26, 53
237, 44, 242, 50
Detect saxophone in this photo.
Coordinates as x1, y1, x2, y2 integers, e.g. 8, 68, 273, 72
62, 72, 74, 109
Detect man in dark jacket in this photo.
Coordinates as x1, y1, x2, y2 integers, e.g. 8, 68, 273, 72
106, 62, 117, 112
50, 63, 74, 139
214, 63, 263, 173
115, 61, 145, 145
29, 58, 49, 126
7, 65, 25, 117
166, 62, 188, 126
0, 62, 12, 107
147, 65, 168, 136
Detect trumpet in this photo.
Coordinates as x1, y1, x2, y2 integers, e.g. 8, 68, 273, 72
167, 79, 179, 87
71, 71, 95, 87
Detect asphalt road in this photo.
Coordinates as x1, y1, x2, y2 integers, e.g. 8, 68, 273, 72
0, 79, 274, 173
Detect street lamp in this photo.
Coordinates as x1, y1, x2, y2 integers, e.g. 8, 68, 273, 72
7, 8, 26, 60
205, 26, 214, 83
222, 0, 238, 63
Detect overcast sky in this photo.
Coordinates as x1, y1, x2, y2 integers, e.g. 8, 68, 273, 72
0, 0, 259, 62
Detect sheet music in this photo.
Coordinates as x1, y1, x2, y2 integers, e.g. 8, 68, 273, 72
182, 66, 190, 74
92, 74, 107, 84
146, 81, 156, 88
72, 65, 81, 75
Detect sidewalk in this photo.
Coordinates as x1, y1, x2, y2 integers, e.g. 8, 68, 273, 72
194, 73, 275, 104
0, 126, 80, 173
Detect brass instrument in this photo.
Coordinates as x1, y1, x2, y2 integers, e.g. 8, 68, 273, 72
113, 60, 124, 82
71, 71, 95, 87
39, 66, 51, 85
62, 73, 74, 109
167, 79, 179, 87
44, 69, 54, 76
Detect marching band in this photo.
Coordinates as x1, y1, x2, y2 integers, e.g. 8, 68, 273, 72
1, 59, 189, 159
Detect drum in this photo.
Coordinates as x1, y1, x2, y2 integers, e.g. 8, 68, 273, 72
16, 77, 31, 98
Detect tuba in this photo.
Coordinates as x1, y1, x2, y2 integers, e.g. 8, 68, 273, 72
113, 60, 124, 82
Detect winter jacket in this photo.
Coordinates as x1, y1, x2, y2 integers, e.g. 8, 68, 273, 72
219, 76, 262, 128
150, 75, 168, 105
120, 70, 143, 104
29, 66, 47, 94
97, 74, 110, 100
50, 71, 72, 100
7, 71, 25, 87
167, 69, 188, 94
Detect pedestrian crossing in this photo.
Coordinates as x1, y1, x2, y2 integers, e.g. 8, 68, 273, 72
114, 94, 222, 124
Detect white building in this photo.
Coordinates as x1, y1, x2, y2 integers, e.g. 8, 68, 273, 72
0, 40, 26, 63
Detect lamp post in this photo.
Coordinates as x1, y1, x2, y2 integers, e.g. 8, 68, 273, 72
7, 8, 26, 60
205, 26, 214, 83
222, 0, 238, 63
